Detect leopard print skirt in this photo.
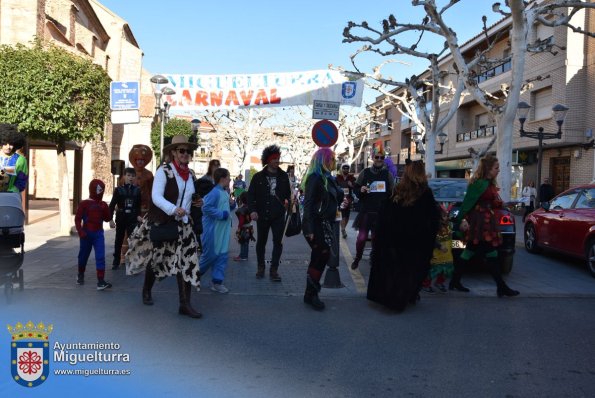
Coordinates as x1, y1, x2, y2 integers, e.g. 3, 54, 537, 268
126, 219, 201, 289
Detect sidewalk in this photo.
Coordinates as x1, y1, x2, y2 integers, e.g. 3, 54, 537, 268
20, 213, 360, 298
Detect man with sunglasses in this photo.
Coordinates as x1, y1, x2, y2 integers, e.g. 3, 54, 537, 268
351, 141, 395, 270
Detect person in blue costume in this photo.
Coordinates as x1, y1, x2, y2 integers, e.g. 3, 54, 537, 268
0, 123, 28, 193
200, 167, 236, 294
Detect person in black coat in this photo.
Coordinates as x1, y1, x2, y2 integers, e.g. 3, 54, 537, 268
247, 145, 291, 281
109, 167, 142, 269
301, 148, 343, 310
539, 177, 555, 207
367, 160, 440, 312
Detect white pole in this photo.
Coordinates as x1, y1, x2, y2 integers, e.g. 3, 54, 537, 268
159, 111, 164, 164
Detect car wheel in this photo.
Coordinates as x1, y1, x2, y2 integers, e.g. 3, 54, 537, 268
500, 253, 513, 275
524, 223, 540, 254
585, 238, 595, 279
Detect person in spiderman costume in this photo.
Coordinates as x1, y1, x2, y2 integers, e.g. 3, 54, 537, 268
75, 179, 115, 290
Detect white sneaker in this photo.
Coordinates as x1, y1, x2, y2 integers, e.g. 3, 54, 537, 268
211, 284, 229, 294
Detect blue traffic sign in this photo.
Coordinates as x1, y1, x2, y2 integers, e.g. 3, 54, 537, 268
311, 119, 338, 147
110, 81, 140, 110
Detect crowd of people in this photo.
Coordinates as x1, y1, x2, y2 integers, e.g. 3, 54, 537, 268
82, 137, 527, 316
1, 122, 532, 317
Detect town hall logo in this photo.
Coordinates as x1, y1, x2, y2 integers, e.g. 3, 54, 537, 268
7, 321, 53, 387
341, 81, 357, 99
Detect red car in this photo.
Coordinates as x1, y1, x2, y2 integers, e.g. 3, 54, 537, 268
524, 184, 595, 278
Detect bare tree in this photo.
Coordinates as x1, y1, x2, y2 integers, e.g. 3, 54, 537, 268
333, 106, 389, 169
203, 109, 273, 173
337, 41, 466, 176
270, 106, 377, 177
342, 0, 594, 200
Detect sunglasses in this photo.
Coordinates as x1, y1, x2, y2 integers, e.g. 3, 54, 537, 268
374, 156, 385, 160
176, 148, 191, 154
342, 166, 350, 170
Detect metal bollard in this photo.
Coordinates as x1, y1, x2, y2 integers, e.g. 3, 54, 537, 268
323, 220, 344, 288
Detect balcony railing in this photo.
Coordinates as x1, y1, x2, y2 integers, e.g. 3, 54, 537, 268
380, 125, 391, 136
399, 148, 409, 162
456, 125, 497, 142
476, 58, 511, 84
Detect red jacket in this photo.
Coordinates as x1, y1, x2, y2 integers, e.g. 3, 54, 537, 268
74, 179, 111, 237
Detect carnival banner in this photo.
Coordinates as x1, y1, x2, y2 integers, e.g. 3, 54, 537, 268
156, 70, 364, 111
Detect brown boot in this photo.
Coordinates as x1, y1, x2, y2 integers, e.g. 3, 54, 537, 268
256, 264, 265, 279
269, 266, 282, 282
177, 274, 202, 319
142, 268, 156, 305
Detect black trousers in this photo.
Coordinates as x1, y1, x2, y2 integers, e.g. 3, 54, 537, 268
113, 215, 137, 265
255, 216, 285, 268
305, 222, 330, 283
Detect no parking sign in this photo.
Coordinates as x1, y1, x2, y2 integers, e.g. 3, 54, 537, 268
311, 119, 338, 147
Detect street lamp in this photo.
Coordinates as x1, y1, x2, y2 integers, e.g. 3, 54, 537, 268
517, 101, 569, 203
191, 119, 200, 144
151, 74, 176, 163
419, 131, 448, 155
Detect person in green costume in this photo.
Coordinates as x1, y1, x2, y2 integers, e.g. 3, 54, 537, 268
0, 124, 28, 193
454, 155, 519, 297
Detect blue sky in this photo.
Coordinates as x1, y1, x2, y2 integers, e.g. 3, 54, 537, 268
99, 0, 500, 105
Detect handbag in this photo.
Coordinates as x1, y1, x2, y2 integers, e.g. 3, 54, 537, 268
285, 202, 302, 237
149, 221, 179, 243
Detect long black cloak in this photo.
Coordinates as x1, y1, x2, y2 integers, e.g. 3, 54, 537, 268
367, 188, 440, 312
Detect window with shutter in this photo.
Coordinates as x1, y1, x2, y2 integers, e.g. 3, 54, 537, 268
532, 87, 552, 120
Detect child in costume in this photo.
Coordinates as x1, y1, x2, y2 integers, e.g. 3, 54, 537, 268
200, 168, 236, 293
234, 192, 254, 261
75, 179, 114, 290
422, 205, 454, 293
109, 167, 142, 270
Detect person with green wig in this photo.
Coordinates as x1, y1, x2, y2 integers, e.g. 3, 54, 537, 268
454, 155, 519, 297
301, 147, 343, 310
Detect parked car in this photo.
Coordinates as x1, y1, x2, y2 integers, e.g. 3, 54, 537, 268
428, 178, 517, 274
524, 184, 595, 278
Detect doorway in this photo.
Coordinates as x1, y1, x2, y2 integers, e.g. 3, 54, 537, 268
551, 157, 570, 195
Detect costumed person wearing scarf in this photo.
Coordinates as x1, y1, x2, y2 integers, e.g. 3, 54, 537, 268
301, 148, 343, 310
351, 140, 395, 270
454, 155, 519, 297
126, 135, 203, 318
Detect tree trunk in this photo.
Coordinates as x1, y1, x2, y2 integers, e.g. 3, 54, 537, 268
496, 0, 529, 202
425, 131, 437, 177
57, 141, 72, 236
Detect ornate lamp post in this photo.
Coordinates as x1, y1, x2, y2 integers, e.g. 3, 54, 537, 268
413, 131, 447, 156
517, 102, 569, 203
190, 119, 200, 144
150, 74, 176, 162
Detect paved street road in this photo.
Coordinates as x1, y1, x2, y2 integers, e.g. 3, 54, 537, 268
0, 215, 594, 397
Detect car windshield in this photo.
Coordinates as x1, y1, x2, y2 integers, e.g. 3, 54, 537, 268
428, 180, 467, 201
